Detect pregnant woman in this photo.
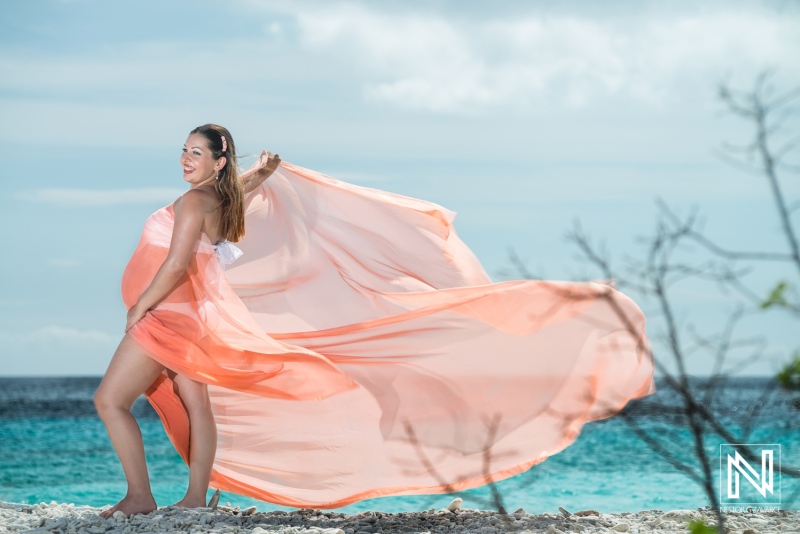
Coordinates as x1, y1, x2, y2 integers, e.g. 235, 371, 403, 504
94, 124, 283, 517
95, 123, 656, 518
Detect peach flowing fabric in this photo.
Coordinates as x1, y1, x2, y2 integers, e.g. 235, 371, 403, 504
121, 159, 656, 509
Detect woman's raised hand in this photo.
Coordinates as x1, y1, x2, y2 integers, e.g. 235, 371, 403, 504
254, 150, 281, 180
242, 150, 281, 193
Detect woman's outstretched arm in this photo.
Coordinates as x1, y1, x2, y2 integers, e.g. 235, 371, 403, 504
125, 189, 210, 332
242, 150, 281, 194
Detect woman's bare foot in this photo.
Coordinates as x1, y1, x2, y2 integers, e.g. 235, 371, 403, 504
170, 496, 207, 509
98, 493, 157, 519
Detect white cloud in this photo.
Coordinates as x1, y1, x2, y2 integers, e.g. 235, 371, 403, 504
0, 326, 119, 375
259, 2, 800, 113
0, 326, 117, 347
0, 96, 221, 147
0, 0, 795, 155
2, 2, 796, 121
15, 187, 185, 206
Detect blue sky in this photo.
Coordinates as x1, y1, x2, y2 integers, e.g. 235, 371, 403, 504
1, 0, 799, 377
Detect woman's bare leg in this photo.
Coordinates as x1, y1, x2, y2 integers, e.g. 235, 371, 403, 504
170, 373, 217, 508
94, 333, 166, 518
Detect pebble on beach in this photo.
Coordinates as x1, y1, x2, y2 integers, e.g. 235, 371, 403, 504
0, 500, 796, 534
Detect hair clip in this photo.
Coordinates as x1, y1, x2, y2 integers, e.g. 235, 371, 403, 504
221, 135, 227, 153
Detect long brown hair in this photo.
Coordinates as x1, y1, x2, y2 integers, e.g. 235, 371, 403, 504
190, 124, 246, 242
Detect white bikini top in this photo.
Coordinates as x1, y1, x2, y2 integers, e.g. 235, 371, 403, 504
213, 240, 244, 266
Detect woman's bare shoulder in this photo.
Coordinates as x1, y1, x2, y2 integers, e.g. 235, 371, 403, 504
177, 188, 219, 213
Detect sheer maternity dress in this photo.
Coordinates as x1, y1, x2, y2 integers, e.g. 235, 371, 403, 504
120, 158, 657, 509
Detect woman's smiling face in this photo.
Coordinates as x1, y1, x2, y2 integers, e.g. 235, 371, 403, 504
180, 133, 225, 186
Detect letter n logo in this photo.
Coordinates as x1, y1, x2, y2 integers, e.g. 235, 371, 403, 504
719, 444, 781, 506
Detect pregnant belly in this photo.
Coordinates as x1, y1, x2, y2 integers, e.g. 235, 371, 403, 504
121, 242, 195, 309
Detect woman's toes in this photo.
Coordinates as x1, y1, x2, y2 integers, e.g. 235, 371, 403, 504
97, 496, 156, 519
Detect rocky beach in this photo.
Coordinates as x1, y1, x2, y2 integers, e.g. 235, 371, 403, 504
1, 500, 796, 534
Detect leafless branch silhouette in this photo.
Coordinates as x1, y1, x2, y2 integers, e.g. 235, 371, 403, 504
402, 415, 509, 513
496, 70, 800, 534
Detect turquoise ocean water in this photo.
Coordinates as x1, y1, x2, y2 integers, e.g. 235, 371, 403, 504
1, 376, 798, 514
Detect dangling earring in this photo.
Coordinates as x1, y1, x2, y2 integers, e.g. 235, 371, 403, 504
215, 172, 220, 181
